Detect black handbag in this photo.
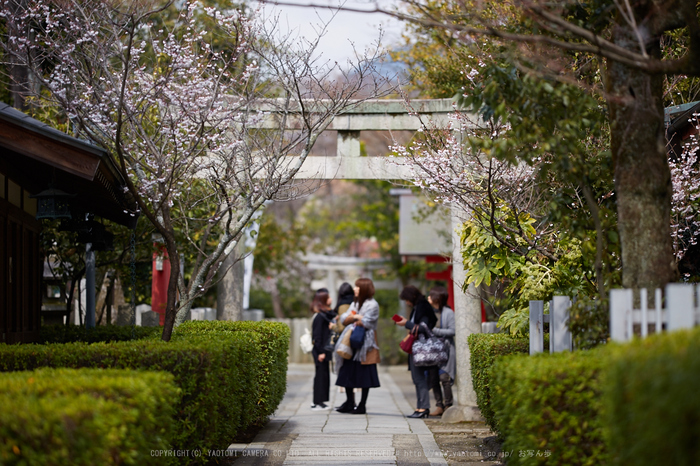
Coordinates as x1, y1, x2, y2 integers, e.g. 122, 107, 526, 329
412, 323, 448, 367
323, 331, 337, 353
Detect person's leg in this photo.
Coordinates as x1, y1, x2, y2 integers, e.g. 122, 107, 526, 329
336, 385, 356, 412
346, 388, 355, 405
320, 358, 330, 403
409, 357, 430, 411
440, 372, 454, 407
429, 366, 444, 408
313, 357, 323, 406
352, 387, 370, 414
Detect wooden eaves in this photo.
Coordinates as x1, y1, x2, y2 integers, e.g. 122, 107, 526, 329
0, 102, 138, 228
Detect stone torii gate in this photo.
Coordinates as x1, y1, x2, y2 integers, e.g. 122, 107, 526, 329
264, 98, 482, 416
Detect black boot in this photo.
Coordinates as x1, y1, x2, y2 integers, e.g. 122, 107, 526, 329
335, 388, 355, 413
351, 388, 369, 414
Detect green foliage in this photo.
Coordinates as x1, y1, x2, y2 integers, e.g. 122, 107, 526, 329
173, 320, 290, 425
467, 333, 537, 433
604, 327, 700, 466
39, 324, 161, 344
568, 297, 609, 350
374, 289, 400, 319
0, 321, 290, 463
462, 216, 600, 337
492, 349, 610, 465
394, 7, 622, 341
0, 368, 179, 466
376, 319, 408, 366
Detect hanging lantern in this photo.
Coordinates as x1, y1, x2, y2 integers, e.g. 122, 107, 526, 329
30, 187, 75, 220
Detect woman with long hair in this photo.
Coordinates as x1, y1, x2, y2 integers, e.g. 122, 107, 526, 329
427, 286, 455, 416
310, 288, 335, 410
394, 285, 437, 418
333, 277, 381, 414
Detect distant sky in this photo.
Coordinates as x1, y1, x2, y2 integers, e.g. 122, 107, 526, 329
254, 0, 405, 67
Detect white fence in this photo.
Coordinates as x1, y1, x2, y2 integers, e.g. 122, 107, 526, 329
529, 296, 572, 355
609, 283, 700, 342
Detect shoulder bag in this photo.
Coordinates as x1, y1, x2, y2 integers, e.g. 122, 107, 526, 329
349, 324, 366, 349
412, 323, 448, 367
399, 326, 417, 354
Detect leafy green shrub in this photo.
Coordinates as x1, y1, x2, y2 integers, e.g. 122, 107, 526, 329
491, 349, 609, 465
377, 319, 408, 366
40, 324, 161, 344
0, 333, 263, 462
173, 320, 289, 425
568, 297, 609, 350
0, 367, 179, 466
605, 326, 700, 466
468, 333, 536, 433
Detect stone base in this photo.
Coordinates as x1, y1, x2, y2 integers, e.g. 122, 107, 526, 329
441, 405, 485, 423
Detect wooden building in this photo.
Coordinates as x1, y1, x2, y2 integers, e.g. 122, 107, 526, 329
0, 103, 137, 343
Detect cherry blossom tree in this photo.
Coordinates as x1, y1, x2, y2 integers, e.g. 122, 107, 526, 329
282, 0, 700, 289
1, 0, 385, 340
669, 115, 700, 264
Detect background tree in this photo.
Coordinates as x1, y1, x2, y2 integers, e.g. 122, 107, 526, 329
383, 0, 700, 341
311, 0, 700, 290
2, 0, 386, 340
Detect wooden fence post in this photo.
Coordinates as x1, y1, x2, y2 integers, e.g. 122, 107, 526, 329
610, 288, 632, 342
666, 283, 695, 331
551, 296, 572, 352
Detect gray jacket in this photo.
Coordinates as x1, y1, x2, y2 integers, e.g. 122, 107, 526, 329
432, 306, 455, 380
333, 298, 380, 373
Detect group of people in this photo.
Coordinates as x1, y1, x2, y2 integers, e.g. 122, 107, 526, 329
309, 278, 381, 413
308, 278, 455, 418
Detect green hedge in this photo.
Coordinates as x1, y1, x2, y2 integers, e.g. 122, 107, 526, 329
0, 332, 263, 462
605, 326, 700, 466
468, 333, 534, 433
491, 349, 609, 465
0, 368, 179, 466
173, 320, 290, 425
40, 324, 161, 344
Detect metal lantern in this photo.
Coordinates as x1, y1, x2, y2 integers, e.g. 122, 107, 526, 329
30, 187, 75, 220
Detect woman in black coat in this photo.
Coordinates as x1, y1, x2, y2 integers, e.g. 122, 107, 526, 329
310, 288, 336, 410
394, 285, 437, 418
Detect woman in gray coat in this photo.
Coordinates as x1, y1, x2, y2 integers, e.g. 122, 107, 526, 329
333, 278, 381, 414
428, 286, 455, 416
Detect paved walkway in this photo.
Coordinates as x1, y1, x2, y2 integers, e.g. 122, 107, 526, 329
232, 364, 448, 466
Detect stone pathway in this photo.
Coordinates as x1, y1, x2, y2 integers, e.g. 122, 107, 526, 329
232, 364, 448, 465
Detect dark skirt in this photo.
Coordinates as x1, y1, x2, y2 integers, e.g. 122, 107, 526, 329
335, 359, 380, 388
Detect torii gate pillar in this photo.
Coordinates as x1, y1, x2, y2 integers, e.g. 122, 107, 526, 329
451, 205, 481, 412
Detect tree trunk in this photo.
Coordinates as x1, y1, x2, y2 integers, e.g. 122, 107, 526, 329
606, 26, 677, 290
161, 239, 180, 342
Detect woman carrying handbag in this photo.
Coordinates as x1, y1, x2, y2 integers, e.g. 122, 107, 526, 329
394, 285, 437, 418
333, 278, 381, 414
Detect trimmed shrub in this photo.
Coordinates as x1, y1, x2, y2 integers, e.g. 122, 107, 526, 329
605, 326, 700, 466
173, 320, 290, 425
468, 333, 532, 433
0, 367, 179, 466
0, 332, 264, 462
40, 324, 161, 344
491, 349, 609, 465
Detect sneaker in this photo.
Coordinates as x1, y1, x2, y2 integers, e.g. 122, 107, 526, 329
311, 403, 330, 411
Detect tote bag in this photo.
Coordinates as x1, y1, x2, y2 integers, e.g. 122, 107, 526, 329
412, 323, 448, 367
